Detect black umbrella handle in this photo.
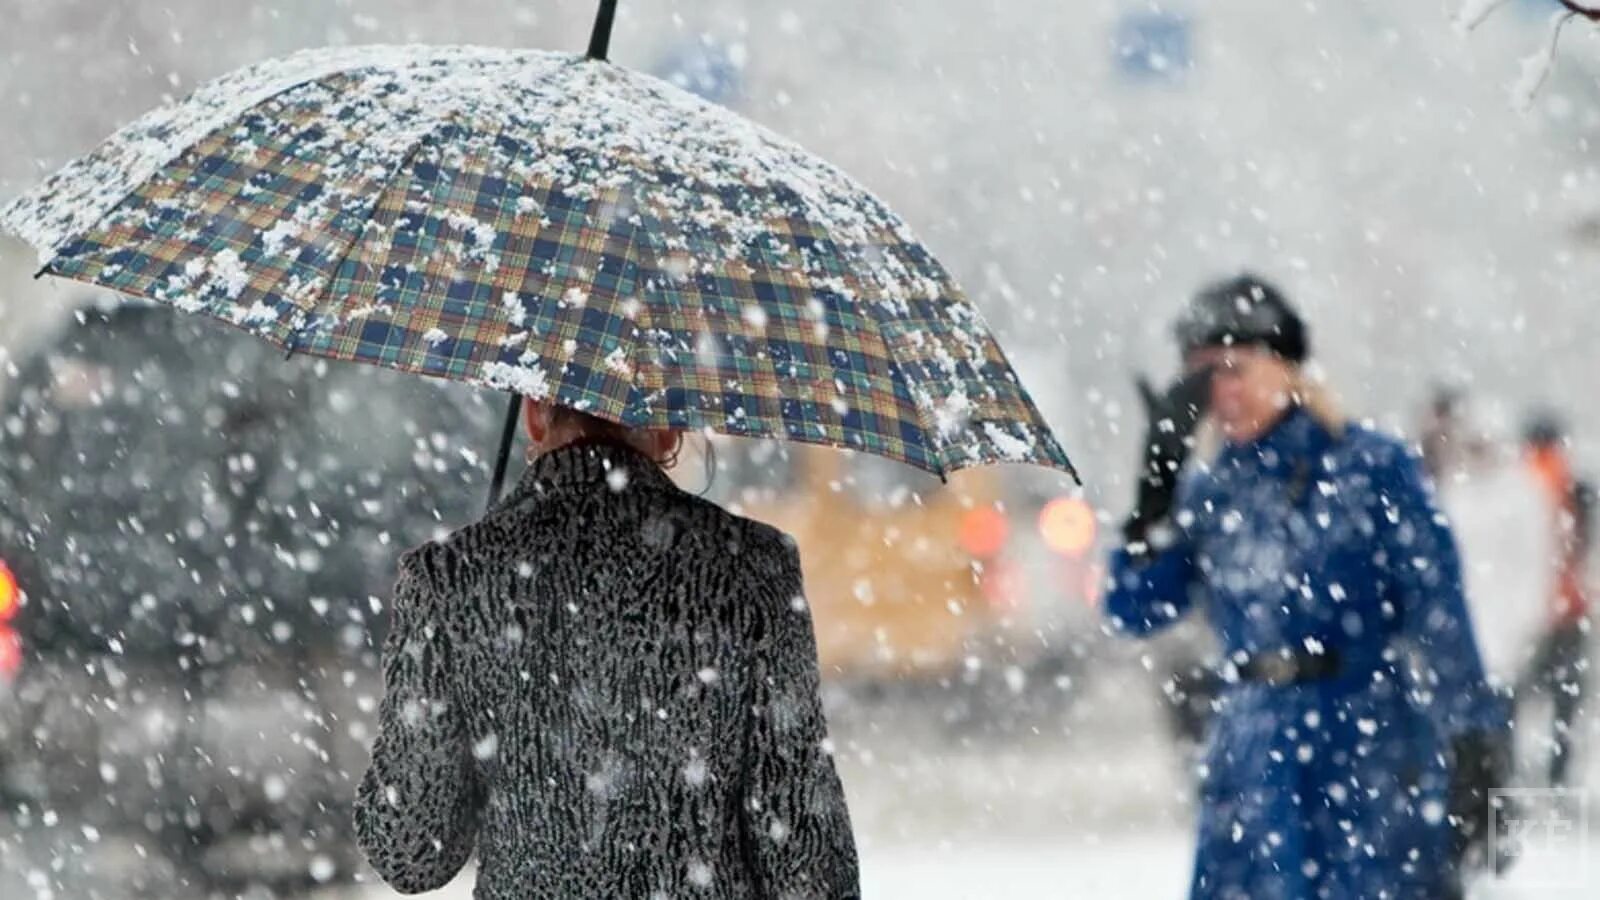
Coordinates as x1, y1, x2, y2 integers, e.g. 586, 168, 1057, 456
587, 0, 618, 61
486, 392, 521, 511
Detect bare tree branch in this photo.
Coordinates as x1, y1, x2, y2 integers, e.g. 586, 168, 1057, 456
1515, 11, 1579, 109
1462, 0, 1597, 107
1557, 1, 1600, 22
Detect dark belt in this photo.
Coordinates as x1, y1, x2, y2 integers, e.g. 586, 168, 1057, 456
1232, 646, 1344, 687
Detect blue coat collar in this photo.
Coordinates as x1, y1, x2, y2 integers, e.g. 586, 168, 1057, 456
1215, 406, 1339, 476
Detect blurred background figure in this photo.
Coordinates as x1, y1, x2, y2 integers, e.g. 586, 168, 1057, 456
1419, 385, 1476, 484
1106, 274, 1510, 900
1516, 411, 1596, 791
1420, 389, 1549, 691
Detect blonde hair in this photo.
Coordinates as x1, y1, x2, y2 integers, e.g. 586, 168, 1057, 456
1294, 366, 1346, 438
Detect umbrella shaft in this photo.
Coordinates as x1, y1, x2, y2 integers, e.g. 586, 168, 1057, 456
486, 393, 521, 511
587, 0, 618, 61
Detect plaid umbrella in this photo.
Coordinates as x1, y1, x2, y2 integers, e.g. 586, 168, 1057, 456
0, 8, 1075, 492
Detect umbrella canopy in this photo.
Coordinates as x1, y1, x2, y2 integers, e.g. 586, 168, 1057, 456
1, 43, 1074, 481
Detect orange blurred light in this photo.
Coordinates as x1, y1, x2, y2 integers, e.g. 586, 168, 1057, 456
959, 507, 1010, 559
0, 561, 16, 621
1039, 497, 1097, 557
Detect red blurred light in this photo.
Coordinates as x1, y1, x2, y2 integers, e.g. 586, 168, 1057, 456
0, 627, 17, 677
959, 507, 1010, 559
980, 558, 1022, 611
1082, 561, 1106, 608
1039, 497, 1097, 557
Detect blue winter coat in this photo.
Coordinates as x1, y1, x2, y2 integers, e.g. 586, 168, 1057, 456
1106, 408, 1507, 900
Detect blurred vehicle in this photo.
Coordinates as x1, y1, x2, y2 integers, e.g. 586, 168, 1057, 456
698, 438, 999, 678
699, 439, 1101, 691
0, 301, 502, 897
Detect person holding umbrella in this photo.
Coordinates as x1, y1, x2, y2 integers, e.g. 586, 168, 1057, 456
0, 2, 1074, 896
350, 397, 860, 897
1106, 274, 1511, 899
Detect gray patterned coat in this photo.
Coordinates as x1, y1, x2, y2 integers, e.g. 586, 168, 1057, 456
354, 440, 859, 899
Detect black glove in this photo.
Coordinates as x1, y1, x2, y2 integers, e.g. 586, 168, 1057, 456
1123, 368, 1212, 545
1448, 729, 1514, 875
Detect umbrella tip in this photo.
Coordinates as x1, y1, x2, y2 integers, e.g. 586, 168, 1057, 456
31, 265, 48, 280
586, 0, 619, 61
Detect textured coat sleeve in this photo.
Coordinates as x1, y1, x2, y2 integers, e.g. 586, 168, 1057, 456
1373, 445, 1510, 736
740, 538, 861, 900
354, 544, 481, 893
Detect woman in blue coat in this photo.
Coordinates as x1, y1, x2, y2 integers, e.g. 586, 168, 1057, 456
1107, 275, 1511, 900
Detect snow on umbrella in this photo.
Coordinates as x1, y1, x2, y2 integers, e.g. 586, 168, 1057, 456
0, 4, 1076, 501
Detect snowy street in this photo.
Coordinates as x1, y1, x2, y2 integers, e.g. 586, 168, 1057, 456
349, 832, 1196, 900
363, 834, 1600, 900
336, 673, 1600, 899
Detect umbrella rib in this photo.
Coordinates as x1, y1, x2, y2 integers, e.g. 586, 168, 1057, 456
291, 120, 454, 351
852, 296, 951, 480
295, 56, 583, 350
